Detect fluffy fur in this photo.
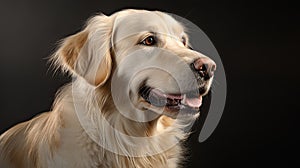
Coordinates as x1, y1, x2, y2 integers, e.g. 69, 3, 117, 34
0, 9, 214, 168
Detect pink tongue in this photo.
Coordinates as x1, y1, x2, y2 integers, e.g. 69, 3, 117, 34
185, 97, 202, 108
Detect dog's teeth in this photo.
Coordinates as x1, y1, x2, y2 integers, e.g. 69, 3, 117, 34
167, 98, 178, 106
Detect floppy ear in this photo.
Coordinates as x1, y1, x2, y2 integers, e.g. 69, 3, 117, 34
52, 14, 113, 86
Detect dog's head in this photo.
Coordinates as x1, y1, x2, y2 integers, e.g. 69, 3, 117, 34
53, 9, 216, 121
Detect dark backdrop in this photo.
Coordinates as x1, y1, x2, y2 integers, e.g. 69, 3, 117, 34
0, 0, 299, 167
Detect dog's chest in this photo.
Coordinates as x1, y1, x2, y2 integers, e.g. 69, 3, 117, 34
48, 127, 102, 167
51, 132, 180, 168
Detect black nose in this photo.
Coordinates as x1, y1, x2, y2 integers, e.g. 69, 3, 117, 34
191, 57, 216, 80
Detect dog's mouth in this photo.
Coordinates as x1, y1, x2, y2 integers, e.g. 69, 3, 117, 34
139, 85, 206, 116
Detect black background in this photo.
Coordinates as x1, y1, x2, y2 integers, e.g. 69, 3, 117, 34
0, 0, 299, 167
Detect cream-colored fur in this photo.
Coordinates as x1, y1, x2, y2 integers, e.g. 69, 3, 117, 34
0, 9, 213, 168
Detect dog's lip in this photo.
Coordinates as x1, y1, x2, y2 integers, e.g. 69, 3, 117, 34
151, 89, 183, 99
139, 86, 203, 111
151, 89, 202, 108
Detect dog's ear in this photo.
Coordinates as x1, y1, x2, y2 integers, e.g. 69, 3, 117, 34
52, 15, 113, 86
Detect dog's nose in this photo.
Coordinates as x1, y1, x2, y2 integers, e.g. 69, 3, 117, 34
192, 57, 216, 80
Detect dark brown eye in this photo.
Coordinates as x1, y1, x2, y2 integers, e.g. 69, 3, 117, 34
141, 36, 156, 46
182, 37, 187, 46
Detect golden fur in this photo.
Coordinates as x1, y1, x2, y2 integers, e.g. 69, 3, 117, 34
0, 9, 214, 168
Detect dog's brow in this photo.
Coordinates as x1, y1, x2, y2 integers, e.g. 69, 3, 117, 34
138, 32, 157, 41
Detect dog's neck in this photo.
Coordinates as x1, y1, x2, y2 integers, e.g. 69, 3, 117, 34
54, 79, 191, 166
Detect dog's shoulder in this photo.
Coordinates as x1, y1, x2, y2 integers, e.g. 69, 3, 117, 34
0, 111, 61, 167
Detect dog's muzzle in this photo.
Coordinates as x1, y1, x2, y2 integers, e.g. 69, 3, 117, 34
138, 56, 216, 117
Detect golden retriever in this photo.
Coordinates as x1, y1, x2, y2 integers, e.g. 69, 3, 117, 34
0, 9, 216, 168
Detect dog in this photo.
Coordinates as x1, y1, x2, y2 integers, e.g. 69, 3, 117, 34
0, 9, 216, 168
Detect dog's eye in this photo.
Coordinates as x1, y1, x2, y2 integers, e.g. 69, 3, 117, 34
182, 37, 187, 46
141, 36, 156, 46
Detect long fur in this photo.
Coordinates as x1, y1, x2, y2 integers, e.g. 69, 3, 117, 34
0, 9, 204, 168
